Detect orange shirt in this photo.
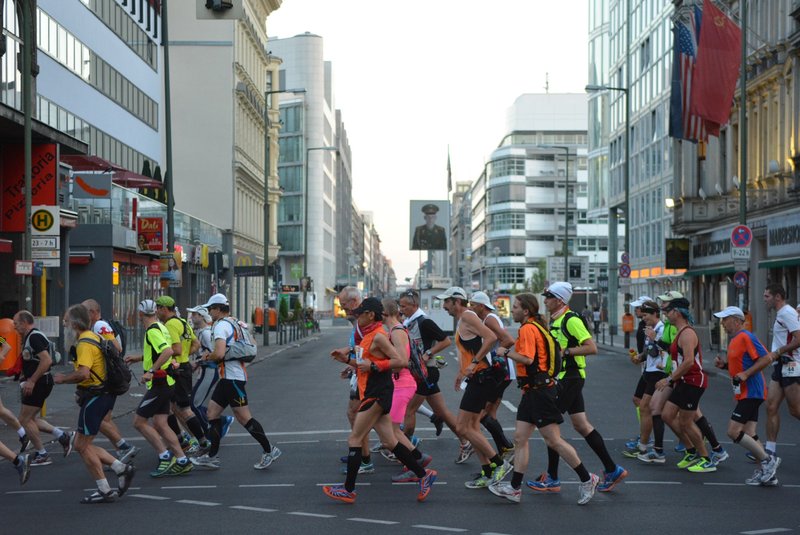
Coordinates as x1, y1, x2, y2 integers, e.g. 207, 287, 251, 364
356, 325, 393, 399
514, 320, 550, 378
455, 330, 488, 375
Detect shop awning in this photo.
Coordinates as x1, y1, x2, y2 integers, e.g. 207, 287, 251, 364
61, 155, 164, 189
758, 256, 800, 270
682, 264, 735, 277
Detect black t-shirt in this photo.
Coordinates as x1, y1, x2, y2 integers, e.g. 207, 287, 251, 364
22, 329, 51, 379
419, 317, 447, 352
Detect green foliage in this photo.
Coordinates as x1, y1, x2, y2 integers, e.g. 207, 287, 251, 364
279, 297, 290, 322
527, 259, 547, 293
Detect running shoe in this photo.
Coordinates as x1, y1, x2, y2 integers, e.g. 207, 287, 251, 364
410, 436, 422, 448
434, 355, 447, 368
184, 439, 201, 455
190, 454, 221, 469
420, 453, 433, 468
745, 451, 758, 463
391, 468, 419, 482
674, 441, 686, 453
118, 445, 140, 465
687, 458, 717, 473
116, 463, 136, 496
15, 454, 31, 485
30, 452, 52, 467
676, 452, 700, 469
455, 441, 474, 464
464, 474, 491, 489
179, 432, 192, 450
380, 449, 399, 463
166, 459, 194, 476
637, 448, 666, 464
762, 475, 779, 487
197, 439, 212, 456
342, 462, 375, 475
430, 414, 444, 436
745, 467, 764, 486
710, 447, 729, 465
19, 434, 30, 454
417, 469, 437, 502
58, 431, 74, 458
500, 446, 515, 463
489, 481, 521, 503
526, 473, 561, 493
624, 436, 640, 450
323, 484, 356, 504
370, 442, 384, 453
254, 446, 282, 470
80, 489, 118, 504
221, 415, 234, 438
577, 473, 600, 505
622, 445, 646, 459
759, 455, 781, 484
150, 456, 175, 477
598, 465, 628, 492
491, 460, 513, 484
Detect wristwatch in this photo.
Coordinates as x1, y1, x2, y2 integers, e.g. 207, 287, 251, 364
564, 348, 571, 357
502, 347, 511, 357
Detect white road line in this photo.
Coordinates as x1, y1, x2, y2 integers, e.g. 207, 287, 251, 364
288, 512, 336, 519
276, 440, 320, 444
6, 489, 62, 494
230, 505, 278, 513
392, 481, 447, 486
161, 485, 218, 489
239, 484, 295, 488
347, 518, 399, 525
482, 532, 514, 535
500, 400, 517, 413
782, 484, 800, 488
624, 481, 682, 485
741, 529, 792, 534
176, 499, 221, 506
129, 494, 171, 500
413, 525, 468, 532
704, 482, 746, 487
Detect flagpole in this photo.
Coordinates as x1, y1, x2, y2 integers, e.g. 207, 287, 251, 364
739, 0, 747, 225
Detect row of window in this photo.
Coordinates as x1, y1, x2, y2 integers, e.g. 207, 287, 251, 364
277, 224, 302, 253
79, 0, 157, 70
38, 8, 158, 129
489, 157, 525, 178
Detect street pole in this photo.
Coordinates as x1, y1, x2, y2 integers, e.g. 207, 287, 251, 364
303, 146, 337, 309
739, 0, 748, 226
21, 0, 32, 308
163, 0, 175, 252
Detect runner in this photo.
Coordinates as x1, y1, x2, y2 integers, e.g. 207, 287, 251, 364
324, 297, 436, 503
0, 334, 29, 453
528, 282, 627, 493
623, 295, 652, 451
488, 293, 599, 505
0, 441, 29, 485
711, 306, 780, 486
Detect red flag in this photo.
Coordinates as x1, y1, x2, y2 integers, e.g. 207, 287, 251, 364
690, 0, 742, 126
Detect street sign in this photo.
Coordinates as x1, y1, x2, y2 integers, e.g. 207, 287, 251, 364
31, 237, 59, 249
731, 225, 752, 248
621, 252, 630, 264
619, 264, 631, 278
733, 271, 748, 289
14, 260, 33, 275
597, 276, 609, 291
31, 206, 59, 236
734, 259, 749, 271
619, 277, 631, 289
731, 247, 751, 259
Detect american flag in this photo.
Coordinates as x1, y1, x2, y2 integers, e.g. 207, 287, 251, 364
669, 6, 707, 142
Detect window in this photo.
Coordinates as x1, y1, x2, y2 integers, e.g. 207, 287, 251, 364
489, 158, 525, 178
80, 0, 157, 70
488, 184, 525, 204
489, 212, 525, 231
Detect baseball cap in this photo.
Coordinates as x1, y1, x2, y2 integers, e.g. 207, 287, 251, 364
155, 295, 175, 307
202, 293, 229, 308
138, 299, 157, 315
351, 297, 384, 317
630, 295, 653, 308
435, 287, 467, 300
663, 297, 691, 312
657, 290, 684, 302
187, 306, 212, 323
542, 281, 573, 303
713, 306, 745, 320
469, 291, 495, 310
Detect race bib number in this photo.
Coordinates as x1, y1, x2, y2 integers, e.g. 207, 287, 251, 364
732, 382, 741, 396
782, 360, 800, 378
354, 346, 364, 364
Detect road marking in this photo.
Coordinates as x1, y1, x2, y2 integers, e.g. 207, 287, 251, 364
230, 505, 278, 513
393, 481, 447, 485
624, 481, 682, 485
317, 482, 371, 486
347, 518, 399, 525
412, 525, 468, 532
161, 485, 218, 489
129, 494, 171, 500
741, 529, 792, 534
288, 512, 336, 519
239, 483, 295, 488
501, 400, 517, 413
704, 482, 746, 487
482, 533, 514, 535
782, 484, 800, 488
176, 499, 221, 506
277, 440, 320, 444
6, 489, 62, 494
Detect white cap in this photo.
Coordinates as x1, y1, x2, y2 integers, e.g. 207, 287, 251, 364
630, 295, 653, 308
469, 291, 495, 310
713, 306, 745, 320
657, 290, 684, 302
138, 299, 157, 315
187, 306, 212, 323
202, 293, 229, 308
435, 286, 467, 300
543, 281, 573, 303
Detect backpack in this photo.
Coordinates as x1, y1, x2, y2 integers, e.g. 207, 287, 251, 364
561, 310, 590, 349
106, 319, 127, 356
403, 317, 432, 387
518, 320, 562, 388
222, 317, 258, 363
79, 336, 132, 396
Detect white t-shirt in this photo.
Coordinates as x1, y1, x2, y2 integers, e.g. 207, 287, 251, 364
772, 304, 800, 360
93, 319, 122, 349
212, 318, 246, 381
644, 321, 666, 372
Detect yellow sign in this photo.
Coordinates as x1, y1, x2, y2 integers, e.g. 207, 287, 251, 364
112, 262, 120, 285
31, 209, 55, 232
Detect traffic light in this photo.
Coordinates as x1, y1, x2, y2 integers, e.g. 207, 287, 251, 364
205, 0, 233, 11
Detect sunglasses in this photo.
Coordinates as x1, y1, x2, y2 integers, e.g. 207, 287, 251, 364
543, 293, 556, 299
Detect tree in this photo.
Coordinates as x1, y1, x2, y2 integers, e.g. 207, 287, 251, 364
527, 259, 547, 293
279, 296, 290, 322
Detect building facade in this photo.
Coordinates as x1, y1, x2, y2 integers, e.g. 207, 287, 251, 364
449, 181, 472, 289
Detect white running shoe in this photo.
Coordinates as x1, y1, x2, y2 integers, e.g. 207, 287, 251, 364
577, 473, 600, 505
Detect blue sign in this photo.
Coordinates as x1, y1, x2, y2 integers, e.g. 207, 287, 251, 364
733, 271, 748, 289
731, 225, 752, 248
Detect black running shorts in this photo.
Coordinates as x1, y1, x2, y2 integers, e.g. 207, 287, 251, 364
516, 387, 563, 428
459, 378, 496, 414
78, 393, 116, 436
731, 398, 763, 424
415, 366, 441, 396
136, 383, 173, 418
668, 382, 705, 411
21, 375, 54, 408
211, 378, 249, 409
556, 377, 585, 415
171, 362, 194, 408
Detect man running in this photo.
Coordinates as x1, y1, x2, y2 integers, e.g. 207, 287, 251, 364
488, 293, 598, 505
712, 306, 780, 486
623, 295, 652, 451
0, 334, 29, 453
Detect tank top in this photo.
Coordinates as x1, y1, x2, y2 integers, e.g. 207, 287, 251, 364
357, 324, 394, 400
389, 324, 416, 389
670, 326, 707, 389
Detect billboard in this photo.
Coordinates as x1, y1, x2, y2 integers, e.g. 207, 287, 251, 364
409, 200, 449, 251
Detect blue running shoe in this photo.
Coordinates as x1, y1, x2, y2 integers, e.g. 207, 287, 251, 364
674, 441, 686, 453
598, 465, 628, 492
526, 473, 561, 493
624, 436, 640, 450
221, 415, 234, 438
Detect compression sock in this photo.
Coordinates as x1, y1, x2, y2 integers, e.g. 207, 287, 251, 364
481, 415, 513, 451
511, 471, 524, 490
481, 463, 492, 477
573, 462, 590, 482
411, 448, 422, 460
652, 415, 665, 451
345, 447, 362, 492
362, 454, 371, 465
244, 418, 272, 452
208, 418, 222, 457
185, 416, 206, 441
489, 454, 504, 467
547, 446, 560, 480
695, 416, 720, 449
167, 415, 182, 438
584, 429, 617, 473
393, 443, 425, 478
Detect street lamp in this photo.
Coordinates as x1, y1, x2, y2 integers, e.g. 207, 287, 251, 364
540, 145, 572, 283
263, 85, 305, 346
303, 145, 337, 308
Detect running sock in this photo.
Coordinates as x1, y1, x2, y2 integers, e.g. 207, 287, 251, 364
583, 429, 616, 473
110, 460, 126, 474
417, 405, 434, 418
411, 448, 422, 460
392, 443, 425, 478
159, 450, 171, 460
38, 449, 47, 456
52, 428, 64, 439
652, 415, 665, 450
13, 456, 21, 466
244, 418, 272, 452
186, 416, 206, 441
176, 456, 189, 464
115, 439, 129, 448
167, 415, 182, 438
765, 441, 777, 454
17, 427, 25, 438
547, 446, 560, 480
489, 454, 504, 467
481, 415, 513, 451
511, 471, 524, 490
687, 447, 697, 456
694, 416, 720, 449
363, 454, 371, 465
481, 463, 492, 477
345, 447, 362, 492
96, 479, 111, 494
208, 418, 222, 457
573, 462, 590, 482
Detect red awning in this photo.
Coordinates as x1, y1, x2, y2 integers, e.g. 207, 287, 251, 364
61, 155, 164, 189
0, 239, 12, 253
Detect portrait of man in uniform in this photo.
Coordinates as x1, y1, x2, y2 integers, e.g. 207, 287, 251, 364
410, 201, 448, 250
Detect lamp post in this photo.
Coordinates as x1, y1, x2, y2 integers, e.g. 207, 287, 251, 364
303, 146, 337, 308
492, 246, 500, 292
263, 86, 305, 346
541, 145, 571, 282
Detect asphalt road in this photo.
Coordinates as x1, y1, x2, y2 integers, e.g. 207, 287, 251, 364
0, 325, 798, 535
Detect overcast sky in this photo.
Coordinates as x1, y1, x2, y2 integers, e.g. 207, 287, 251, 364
268, 0, 589, 283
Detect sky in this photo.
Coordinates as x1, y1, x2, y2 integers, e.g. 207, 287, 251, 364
268, 0, 590, 283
